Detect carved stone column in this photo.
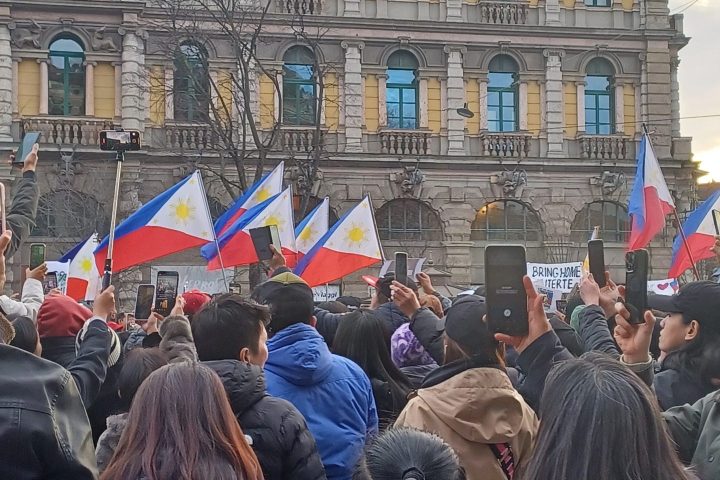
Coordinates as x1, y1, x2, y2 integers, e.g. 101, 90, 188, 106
445, 45, 466, 155
341, 41, 364, 152
543, 49, 565, 157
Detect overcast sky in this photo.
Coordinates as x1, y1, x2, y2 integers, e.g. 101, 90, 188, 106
668, 0, 720, 182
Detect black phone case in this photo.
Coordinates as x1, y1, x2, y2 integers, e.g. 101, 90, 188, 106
250, 226, 274, 261
625, 250, 649, 325
588, 240, 606, 288
485, 245, 529, 337
155, 273, 179, 317
395, 253, 408, 286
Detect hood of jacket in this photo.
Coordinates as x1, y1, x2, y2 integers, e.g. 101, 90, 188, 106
416, 367, 534, 444
265, 323, 333, 387
203, 359, 267, 416
375, 302, 409, 332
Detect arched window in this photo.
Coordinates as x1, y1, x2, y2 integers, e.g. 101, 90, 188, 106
174, 42, 210, 122
585, 58, 615, 135
386, 51, 419, 130
283, 46, 316, 126
33, 191, 108, 238
487, 55, 519, 133
376, 199, 442, 241
570, 201, 629, 242
48, 36, 85, 116
293, 195, 339, 227
471, 200, 542, 241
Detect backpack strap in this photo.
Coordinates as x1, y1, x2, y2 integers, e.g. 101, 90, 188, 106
489, 443, 515, 480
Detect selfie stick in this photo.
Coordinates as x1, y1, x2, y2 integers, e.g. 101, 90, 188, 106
198, 171, 229, 292
102, 149, 124, 291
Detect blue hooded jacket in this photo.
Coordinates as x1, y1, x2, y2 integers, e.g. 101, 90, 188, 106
265, 323, 379, 480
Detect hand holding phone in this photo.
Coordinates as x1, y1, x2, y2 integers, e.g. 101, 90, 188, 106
588, 239, 606, 288
29, 243, 46, 270
135, 284, 156, 320
625, 249, 649, 325
485, 245, 529, 336
394, 252, 408, 286
155, 271, 179, 317
14, 132, 40, 165
250, 226, 282, 261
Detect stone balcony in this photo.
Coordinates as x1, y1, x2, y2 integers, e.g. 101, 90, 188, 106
18, 116, 115, 146
278, 127, 326, 154
578, 134, 634, 160
477, 0, 528, 25
378, 130, 432, 155
477, 131, 533, 158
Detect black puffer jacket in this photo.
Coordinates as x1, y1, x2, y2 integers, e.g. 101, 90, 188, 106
204, 359, 327, 480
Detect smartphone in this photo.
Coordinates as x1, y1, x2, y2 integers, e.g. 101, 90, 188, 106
14, 132, 40, 165
29, 243, 46, 270
0, 183, 6, 233
99, 130, 141, 151
249, 225, 282, 261
155, 271, 179, 317
588, 239, 606, 288
42, 272, 58, 295
485, 245, 529, 336
555, 299, 568, 315
625, 249, 649, 325
134, 284, 156, 320
713, 210, 720, 236
395, 252, 408, 286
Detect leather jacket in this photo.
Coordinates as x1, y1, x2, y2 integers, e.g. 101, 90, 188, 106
0, 343, 98, 479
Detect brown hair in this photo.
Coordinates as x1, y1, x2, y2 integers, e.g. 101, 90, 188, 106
420, 294, 443, 317
101, 363, 264, 480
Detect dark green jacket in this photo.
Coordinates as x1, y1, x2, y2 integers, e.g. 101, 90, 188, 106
6, 172, 39, 258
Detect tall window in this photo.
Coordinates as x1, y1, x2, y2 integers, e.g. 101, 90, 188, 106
48, 37, 85, 116
570, 201, 629, 243
174, 42, 210, 122
487, 55, 519, 133
33, 191, 107, 238
376, 199, 442, 241
471, 200, 542, 241
585, 0, 610, 6
283, 46, 316, 126
585, 58, 615, 135
386, 51, 419, 130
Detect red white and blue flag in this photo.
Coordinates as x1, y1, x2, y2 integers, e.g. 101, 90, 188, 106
215, 162, 284, 235
95, 171, 214, 273
295, 197, 383, 287
295, 197, 330, 261
202, 188, 297, 270
60, 234, 101, 301
627, 134, 675, 250
668, 190, 720, 278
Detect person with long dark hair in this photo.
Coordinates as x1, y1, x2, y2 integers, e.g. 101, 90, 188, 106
520, 352, 696, 480
333, 309, 412, 425
101, 362, 264, 480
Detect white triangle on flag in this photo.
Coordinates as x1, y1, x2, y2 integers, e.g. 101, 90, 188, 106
147, 171, 214, 241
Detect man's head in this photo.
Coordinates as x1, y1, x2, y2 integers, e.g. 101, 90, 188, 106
252, 272, 316, 335
191, 294, 271, 367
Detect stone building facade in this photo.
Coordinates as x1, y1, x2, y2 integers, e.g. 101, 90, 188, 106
0, 0, 696, 295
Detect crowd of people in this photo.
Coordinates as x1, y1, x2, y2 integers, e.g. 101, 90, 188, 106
3, 144, 720, 479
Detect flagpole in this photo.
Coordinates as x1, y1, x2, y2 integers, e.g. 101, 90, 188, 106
197, 170, 230, 292
642, 124, 700, 281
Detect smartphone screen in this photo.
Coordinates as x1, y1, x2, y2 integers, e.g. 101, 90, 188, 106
29, 243, 46, 270
588, 239, 606, 288
485, 245, 529, 336
43, 272, 58, 295
155, 271, 179, 317
14, 132, 40, 165
395, 252, 408, 286
625, 249, 649, 325
135, 284, 156, 320
250, 226, 282, 261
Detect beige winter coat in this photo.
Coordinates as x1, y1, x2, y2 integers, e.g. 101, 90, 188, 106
395, 367, 538, 480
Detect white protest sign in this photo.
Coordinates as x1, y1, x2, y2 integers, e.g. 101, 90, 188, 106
312, 284, 341, 302
536, 286, 565, 313
151, 266, 233, 294
527, 262, 582, 293
46, 260, 70, 294
647, 279, 679, 296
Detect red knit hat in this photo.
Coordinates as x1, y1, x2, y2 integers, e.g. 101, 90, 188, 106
37, 294, 93, 338
181, 290, 212, 316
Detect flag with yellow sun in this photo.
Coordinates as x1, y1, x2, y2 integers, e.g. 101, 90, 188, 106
295, 197, 330, 259
295, 197, 383, 287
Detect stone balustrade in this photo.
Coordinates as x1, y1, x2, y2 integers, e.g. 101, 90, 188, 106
579, 135, 631, 160
280, 128, 325, 153
281, 0, 322, 14
21, 116, 114, 146
379, 130, 431, 155
478, 1, 528, 25
165, 123, 217, 150
480, 132, 532, 157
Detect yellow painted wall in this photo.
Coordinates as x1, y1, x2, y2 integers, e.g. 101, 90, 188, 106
528, 0, 539, 6
18, 60, 40, 116
149, 66, 165, 126
324, 72, 339, 131
364, 74, 379, 132
564, 82, 578, 138
259, 74, 276, 129
624, 84, 636, 136
527, 81, 541, 136
464, 79, 479, 134
427, 77, 441, 134
622, 0, 633, 11
94, 62, 115, 119
563, 0, 574, 8
215, 69, 233, 122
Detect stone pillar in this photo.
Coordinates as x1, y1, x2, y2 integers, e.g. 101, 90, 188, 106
85, 61, 95, 117
446, 0, 463, 21
639, 53, 648, 124
576, 81, 585, 134
11, 58, 18, 114
341, 41, 364, 152
614, 81, 624, 134
344, 0, 361, 17
419, 77, 428, 129
545, 0, 561, 26
543, 49, 565, 157
0, 24, 11, 141
378, 74, 387, 128
574, 0, 587, 27
479, 78, 488, 130
644, 41, 672, 158
442, 241, 473, 285
670, 56, 681, 137
519, 81, 528, 131
274, 71, 282, 121
612, 0, 624, 28
376, 0, 388, 18
445, 45, 466, 155
120, 29, 146, 132
164, 66, 174, 121
38, 59, 48, 115
113, 62, 122, 119
210, 69, 219, 113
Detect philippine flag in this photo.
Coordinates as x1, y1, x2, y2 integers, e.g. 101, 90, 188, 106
295, 197, 330, 261
202, 188, 297, 270
668, 190, 720, 278
95, 171, 214, 273
215, 162, 284, 234
295, 197, 383, 287
60, 234, 101, 301
627, 134, 675, 250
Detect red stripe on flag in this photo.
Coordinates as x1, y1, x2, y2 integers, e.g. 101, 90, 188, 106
299, 247, 381, 287
668, 233, 716, 279
628, 187, 674, 251
66, 277, 89, 301
219, 208, 247, 235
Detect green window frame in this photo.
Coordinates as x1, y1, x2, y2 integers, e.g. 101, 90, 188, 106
174, 42, 210, 123
283, 46, 316, 126
376, 198, 443, 241
570, 201, 629, 243
471, 200, 542, 242
387, 51, 419, 130
487, 55, 519, 132
48, 37, 85, 116
584, 58, 615, 135
585, 0, 610, 6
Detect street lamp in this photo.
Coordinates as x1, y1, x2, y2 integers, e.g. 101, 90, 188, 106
456, 102, 475, 119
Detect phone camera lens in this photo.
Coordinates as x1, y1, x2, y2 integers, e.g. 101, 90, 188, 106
503, 309, 512, 318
